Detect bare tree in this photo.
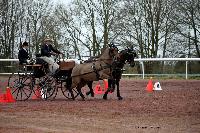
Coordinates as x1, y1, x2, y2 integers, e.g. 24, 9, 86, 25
55, 4, 85, 59
61, 0, 121, 57
27, 0, 53, 53
173, 0, 200, 58
0, 0, 56, 58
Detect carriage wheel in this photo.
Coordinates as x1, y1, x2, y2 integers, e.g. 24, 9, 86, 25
37, 75, 56, 100
61, 86, 79, 99
46, 79, 61, 100
8, 73, 33, 101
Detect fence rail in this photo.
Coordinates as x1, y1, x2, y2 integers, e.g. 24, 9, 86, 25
0, 58, 200, 79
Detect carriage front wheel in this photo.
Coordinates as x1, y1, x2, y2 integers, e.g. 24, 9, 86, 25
34, 75, 57, 100
8, 73, 33, 101
61, 86, 79, 99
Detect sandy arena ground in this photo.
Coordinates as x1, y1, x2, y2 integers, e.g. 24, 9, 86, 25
0, 78, 200, 133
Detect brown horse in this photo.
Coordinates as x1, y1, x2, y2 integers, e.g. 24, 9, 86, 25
86, 47, 137, 100
67, 44, 119, 100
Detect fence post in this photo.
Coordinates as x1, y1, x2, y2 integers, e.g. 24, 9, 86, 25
186, 61, 188, 79
140, 61, 144, 79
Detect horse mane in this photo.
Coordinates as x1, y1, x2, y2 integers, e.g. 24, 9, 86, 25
84, 47, 109, 63
118, 49, 128, 62
84, 56, 98, 63
98, 47, 110, 59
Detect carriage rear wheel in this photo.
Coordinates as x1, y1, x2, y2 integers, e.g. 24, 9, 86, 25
8, 73, 33, 101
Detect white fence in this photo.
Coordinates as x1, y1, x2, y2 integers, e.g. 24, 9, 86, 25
135, 58, 200, 79
0, 58, 200, 79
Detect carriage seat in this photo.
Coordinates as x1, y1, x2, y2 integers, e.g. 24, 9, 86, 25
53, 60, 75, 79
59, 60, 75, 71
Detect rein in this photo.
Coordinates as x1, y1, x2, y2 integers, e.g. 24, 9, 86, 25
71, 63, 112, 78
97, 58, 113, 61
88, 58, 114, 62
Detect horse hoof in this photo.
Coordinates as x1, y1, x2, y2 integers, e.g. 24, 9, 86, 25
118, 97, 123, 100
86, 91, 90, 96
71, 98, 75, 100
103, 95, 107, 100
81, 97, 85, 100
91, 93, 94, 97
109, 89, 115, 93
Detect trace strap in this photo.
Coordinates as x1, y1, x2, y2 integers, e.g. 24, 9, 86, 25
71, 63, 112, 78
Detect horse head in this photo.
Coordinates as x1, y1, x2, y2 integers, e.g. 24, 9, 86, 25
120, 46, 137, 67
108, 43, 119, 59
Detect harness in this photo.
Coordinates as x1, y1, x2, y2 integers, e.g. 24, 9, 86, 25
71, 47, 118, 78
71, 60, 113, 78
91, 62, 112, 80
92, 62, 100, 79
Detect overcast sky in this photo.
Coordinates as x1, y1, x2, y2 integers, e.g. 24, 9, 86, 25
53, 0, 71, 5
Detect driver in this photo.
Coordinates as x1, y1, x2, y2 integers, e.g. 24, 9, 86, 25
40, 38, 62, 74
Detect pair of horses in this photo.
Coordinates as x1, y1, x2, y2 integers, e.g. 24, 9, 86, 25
66, 44, 136, 100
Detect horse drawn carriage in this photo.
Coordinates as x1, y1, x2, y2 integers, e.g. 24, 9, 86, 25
7, 44, 136, 101
7, 56, 79, 101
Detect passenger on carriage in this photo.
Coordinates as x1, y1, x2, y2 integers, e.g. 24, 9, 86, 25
18, 41, 30, 65
40, 37, 63, 74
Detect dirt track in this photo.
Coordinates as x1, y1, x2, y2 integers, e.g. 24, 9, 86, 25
0, 79, 200, 133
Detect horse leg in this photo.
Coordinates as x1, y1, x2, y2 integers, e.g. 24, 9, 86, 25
108, 78, 112, 88
85, 82, 91, 96
111, 79, 116, 92
86, 81, 94, 97
69, 87, 75, 100
103, 79, 115, 100
103, 79, 111, 100
116, 79, 123, 100
103, 89, 108, 100
76, 82, 86, 100
66, 77, 75, 100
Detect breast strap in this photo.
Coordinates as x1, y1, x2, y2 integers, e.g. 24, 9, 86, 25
91, 62, 112, 80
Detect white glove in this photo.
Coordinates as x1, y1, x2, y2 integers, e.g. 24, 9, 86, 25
27, 60, 30, 64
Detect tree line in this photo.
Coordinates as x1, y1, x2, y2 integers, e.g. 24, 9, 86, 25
0, 0, 199, 73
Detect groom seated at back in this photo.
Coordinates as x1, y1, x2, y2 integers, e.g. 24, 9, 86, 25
18, 41, 30, 65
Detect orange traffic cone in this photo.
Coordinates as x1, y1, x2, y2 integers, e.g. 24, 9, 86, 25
5, 87, 16, 103
32, 86, 41, 100
146, 78, 153, 92
94, 82, 103, 94
0, 88, 6, 103
0, 94, 7, 103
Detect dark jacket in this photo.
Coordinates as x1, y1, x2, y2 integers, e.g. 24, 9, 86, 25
18, 48, 29, 64
41, 44, 61, 57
